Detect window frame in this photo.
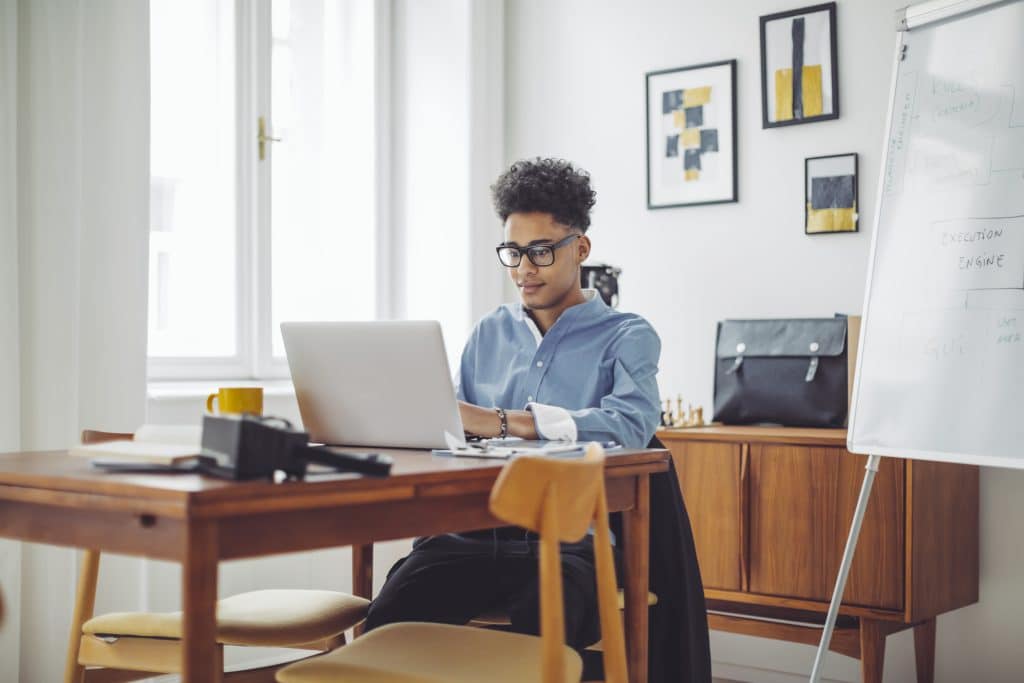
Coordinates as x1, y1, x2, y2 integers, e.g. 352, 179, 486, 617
147, 0, 392, 382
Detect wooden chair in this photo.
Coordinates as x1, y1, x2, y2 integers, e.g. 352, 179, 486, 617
470, 591, 657, 653
275, 443, 627, 683
65, 430, 372, 683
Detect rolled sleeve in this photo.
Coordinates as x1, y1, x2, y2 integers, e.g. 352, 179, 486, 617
526, 402, 578, 441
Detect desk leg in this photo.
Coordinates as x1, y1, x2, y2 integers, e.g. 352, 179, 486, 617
623, 474, 650, 683
182, 519, 220, 682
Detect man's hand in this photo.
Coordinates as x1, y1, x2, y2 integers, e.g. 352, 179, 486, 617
458, 401, 539, 440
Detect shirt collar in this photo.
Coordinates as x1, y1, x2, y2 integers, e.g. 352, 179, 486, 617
520, 289, 602, 343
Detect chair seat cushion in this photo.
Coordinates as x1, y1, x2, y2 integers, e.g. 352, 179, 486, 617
82, 589, 369, 647
275, 622, 583, 683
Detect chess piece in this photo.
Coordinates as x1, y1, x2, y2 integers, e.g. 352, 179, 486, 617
673, 395, 685, 427
663, 396, 708, 429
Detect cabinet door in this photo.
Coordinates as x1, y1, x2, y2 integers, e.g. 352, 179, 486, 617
667, 441, 744, 591
748, 444, 904, 609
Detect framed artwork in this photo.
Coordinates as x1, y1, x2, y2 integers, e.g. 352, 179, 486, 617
645, 59, 737, 209
760, 2, 839, 128
805, 153, 857, 234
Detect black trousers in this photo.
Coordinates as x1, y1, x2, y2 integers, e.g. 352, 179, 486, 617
364, 528, 604, 651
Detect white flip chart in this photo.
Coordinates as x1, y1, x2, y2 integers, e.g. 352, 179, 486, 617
849, 0, 1024, 468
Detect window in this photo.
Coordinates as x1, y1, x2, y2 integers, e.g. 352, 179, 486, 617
148, 0, 382, 379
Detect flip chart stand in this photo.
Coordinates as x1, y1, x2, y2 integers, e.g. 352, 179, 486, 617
809, 453, 882, 683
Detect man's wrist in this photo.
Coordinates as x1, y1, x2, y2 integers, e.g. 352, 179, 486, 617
460, 403, 538, 440
494, 407, 508, 439
505, 410, 539, 440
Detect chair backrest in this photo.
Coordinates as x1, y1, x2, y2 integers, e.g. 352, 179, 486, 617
81, 430, 133, 445
488, 443, 628, 683
489, 447, 603, 541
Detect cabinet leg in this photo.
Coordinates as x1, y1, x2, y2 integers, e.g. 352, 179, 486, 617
859, 619, 888, 683
913, 618, 936, 683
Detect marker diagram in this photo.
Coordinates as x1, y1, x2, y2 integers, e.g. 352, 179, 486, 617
929, 215, 1024, 294
883, 68, 1024, 360
892, 73, 1024, 192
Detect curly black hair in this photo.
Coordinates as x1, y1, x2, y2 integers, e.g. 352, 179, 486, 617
490, 158, 597, 233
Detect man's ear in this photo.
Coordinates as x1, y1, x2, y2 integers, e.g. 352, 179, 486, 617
578, 234, 591, 263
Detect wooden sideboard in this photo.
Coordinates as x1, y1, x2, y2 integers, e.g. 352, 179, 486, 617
658, 426, 979, 683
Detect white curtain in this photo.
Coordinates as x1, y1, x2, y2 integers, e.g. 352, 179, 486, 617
2, 0, 149, 679
0, 0, 23, 675
0, 3, 19, 452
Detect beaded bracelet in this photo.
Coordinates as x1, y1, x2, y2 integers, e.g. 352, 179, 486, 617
494, 407, 508, 439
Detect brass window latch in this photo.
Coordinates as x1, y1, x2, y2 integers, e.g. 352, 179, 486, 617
258, 116, 281, 161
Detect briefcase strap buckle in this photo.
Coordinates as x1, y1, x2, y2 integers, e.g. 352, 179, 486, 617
805, 356, 820, 382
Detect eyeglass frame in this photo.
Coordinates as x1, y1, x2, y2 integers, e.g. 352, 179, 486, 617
495, 233, 582, 268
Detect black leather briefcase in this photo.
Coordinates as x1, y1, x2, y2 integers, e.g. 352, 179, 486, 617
712, 316, 851, 428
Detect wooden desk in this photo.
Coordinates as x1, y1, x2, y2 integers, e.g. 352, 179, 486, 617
658, 426, 979, 683
0, 446, 668, 682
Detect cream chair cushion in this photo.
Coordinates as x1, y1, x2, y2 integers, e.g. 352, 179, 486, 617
276, 622, 583, 683
83, 589, 369, 647
78, 635, 185, 675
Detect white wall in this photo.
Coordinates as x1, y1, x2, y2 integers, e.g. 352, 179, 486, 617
505, 1, 1024, 681
467, 0, 507, 323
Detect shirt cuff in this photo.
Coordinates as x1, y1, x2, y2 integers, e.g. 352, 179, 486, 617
526, 402, 578, 442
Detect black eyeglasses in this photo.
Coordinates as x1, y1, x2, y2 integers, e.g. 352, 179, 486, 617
496, 233, 581, 268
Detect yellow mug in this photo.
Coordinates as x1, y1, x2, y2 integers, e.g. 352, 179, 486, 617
206, 387, 263, 416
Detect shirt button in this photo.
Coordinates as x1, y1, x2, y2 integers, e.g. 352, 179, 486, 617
527, 395, 534, 402
536, 361, 544, 368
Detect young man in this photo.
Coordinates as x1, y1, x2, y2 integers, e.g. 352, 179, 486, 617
364, 157, 662, 652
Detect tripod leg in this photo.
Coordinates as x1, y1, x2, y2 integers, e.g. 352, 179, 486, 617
809, 453, 881, 683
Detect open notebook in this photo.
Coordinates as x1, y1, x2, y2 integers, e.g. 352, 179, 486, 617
70, 425, 202, 465
432, 433, 621, 459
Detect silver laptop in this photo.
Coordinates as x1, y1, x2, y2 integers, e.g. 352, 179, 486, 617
281, 321, 464, 449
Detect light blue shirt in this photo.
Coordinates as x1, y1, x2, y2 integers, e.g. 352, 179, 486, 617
456, 291, 662, 449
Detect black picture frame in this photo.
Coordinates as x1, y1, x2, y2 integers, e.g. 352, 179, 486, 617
645, 59, 738, 209
804, 152, 858, 235
760, 2, 839, 128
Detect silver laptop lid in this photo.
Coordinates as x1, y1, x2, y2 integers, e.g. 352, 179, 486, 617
281, 320, 464, 449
